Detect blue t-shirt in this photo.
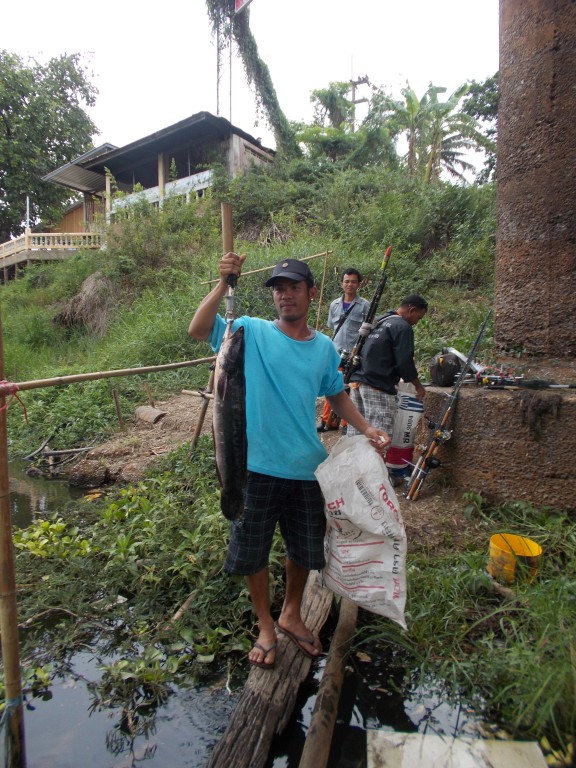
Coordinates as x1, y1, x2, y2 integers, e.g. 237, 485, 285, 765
209, 315, 343, 480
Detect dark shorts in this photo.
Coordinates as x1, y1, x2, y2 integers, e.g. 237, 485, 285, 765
224, 472, 326, 576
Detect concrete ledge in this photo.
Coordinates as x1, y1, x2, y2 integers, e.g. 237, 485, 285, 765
416, 386, 576, 512
367, 731, 547, 768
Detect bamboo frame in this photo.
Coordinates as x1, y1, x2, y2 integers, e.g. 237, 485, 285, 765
0, 314, 26, 767
0, 357, 216, 397
201, 249, 333, 335
200, 250, 333, 285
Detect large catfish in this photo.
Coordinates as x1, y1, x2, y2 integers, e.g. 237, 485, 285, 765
213, 325, 247, 520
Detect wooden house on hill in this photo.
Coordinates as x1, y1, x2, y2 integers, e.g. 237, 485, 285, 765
1, 112, 273, 280
43, 111, 274, 229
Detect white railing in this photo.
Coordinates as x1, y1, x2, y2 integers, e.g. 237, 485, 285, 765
0, 231, 104, 262
111, 169, 213, 213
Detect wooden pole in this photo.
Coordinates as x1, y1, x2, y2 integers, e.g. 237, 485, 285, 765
143, 382, 155, 407
315, 249, 329, 329
0, 356, 216, 397
221, 202, 233, 254
0, 311, 27, 767
298, 598, 358, 768
111, 389, 123, 428
191, 202, 233, 450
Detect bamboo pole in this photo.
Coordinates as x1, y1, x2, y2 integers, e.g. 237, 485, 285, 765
200, 250, 333, 285
0, 312, 27, 767
0, 356, 216, 397
298, 598, 358, 768
221, 202, 233, 254
315, 249, 329, 330
190, 203, 233, 450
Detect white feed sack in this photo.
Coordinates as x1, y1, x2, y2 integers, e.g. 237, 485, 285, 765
315, 435, 407, 629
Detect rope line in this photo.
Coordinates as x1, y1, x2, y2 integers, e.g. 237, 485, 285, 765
0, 381, 28, 424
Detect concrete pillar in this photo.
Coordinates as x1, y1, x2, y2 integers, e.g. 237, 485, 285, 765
495, 0, 576, 356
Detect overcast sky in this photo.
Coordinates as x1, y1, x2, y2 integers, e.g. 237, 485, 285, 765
3, 0, 499, 151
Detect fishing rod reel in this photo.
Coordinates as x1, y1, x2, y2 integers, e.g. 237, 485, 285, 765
425, 455, 442, 470
425, 422, 452, 446
339, 348, 350, 365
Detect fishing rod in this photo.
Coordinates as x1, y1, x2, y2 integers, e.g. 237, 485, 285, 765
476, 375, 576, 390
403, 309, 493, 501
221, 202, 237, 337
324, 246, 393, 430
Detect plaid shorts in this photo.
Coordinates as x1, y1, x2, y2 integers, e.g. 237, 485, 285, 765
224, 472, 326, 576
347, 383, 398, 437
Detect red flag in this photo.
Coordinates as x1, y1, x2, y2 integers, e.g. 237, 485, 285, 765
235, 0, 253, 13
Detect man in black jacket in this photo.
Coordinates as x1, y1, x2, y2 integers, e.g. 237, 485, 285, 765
346, 294, 428, 439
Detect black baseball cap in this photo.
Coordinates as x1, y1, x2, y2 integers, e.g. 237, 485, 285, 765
265, 259, 315, 287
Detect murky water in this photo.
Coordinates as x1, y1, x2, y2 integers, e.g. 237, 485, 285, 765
22, 653, 240, 768
8, 460, 84, 528
9, 469, 483, 768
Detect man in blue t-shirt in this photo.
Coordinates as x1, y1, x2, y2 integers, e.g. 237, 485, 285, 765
188, 253, 390, 670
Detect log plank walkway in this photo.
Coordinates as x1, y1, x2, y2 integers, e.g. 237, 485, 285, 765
205, 572, 333, 768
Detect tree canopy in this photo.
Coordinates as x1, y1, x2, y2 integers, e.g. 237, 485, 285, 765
462, 73, 499, 182
0, 51, 98, 242
294, 79, 495, 184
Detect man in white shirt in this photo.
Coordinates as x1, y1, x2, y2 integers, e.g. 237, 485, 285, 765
318, 268, 370, 432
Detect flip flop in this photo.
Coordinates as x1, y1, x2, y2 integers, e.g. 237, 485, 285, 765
275, 621, 322, 659
248, 641, 277, 669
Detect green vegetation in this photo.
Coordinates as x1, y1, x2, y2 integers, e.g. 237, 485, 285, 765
357, 499, 576, 766
6, 439, 284, 721
3, 169, 496, 455
0, 50, 97, 241
5, 442, 575, 764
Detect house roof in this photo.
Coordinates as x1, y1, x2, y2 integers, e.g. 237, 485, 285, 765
43, 112, 273, 194
42, 143, 118, 194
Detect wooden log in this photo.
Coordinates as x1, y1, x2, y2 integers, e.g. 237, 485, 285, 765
36, 447, 93, 457
298, 597, 358, 768
205, 572, 333, 768
135, 405, 167, 424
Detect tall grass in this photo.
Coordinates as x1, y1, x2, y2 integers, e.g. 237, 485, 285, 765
358, 499, 576, 757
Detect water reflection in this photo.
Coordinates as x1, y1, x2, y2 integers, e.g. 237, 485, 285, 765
9, 460, 84, 528
267, 646, 484, 767
22, 652, 240, 768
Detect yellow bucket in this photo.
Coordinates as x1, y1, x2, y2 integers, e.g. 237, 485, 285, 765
487, 533, 543, 585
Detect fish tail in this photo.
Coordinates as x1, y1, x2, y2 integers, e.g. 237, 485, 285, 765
220, 490, 245, 521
